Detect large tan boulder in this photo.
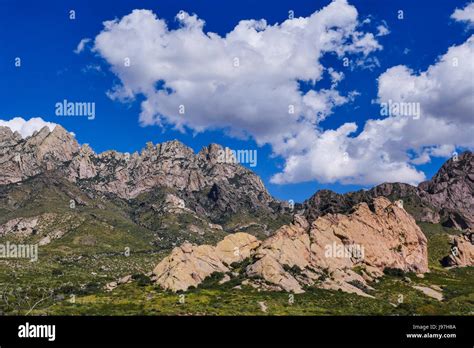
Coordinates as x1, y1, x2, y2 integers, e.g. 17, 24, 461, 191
153, 243, 228, 292
250, 223, 311, 270
247, 254, 304, 293
311, 197, 428, 274
245, 197, 428, 295
215, 232, 261, 265
153, 233, 260, 292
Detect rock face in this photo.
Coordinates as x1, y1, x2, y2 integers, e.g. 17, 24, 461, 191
418, 152, 474, 230
442, 233, 474, 267
246, 197, 428, 295
412, 285, 443, 301
0, 217, 40, 238
0, 125, 79, 185
0, 213, 83, 246
153, 233, 260, 292
304, 152, 474, 231
310, 197, 428, 274
153, 197, 429, 296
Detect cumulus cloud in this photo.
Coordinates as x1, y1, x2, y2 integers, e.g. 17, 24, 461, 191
377, 38, 474, 126
0, 117, 58, 138
84, 0, 474, 187
273, 35, 474, 185
88, 0, 380, 152
451, 2, 474, 26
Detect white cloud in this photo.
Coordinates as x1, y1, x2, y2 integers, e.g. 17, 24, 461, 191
272, 35, 474, 185
88, 0, 380, 152
74, 38, 91, 54
81, 64, 103, 74
0, 117, 58, 138
377, 36, 474, 126
271, 119, 427, 185
328, 67, 345, 88
86, 0, 473, 187
376, 23, 390, 36
451, 2, 474, 26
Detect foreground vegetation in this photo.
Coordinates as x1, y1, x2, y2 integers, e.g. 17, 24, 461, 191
0, 222, 472, 316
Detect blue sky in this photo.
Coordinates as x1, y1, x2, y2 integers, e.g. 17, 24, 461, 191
1, 0, 473, 202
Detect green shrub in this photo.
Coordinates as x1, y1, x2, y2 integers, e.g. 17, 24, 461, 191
132, 273, 152, 287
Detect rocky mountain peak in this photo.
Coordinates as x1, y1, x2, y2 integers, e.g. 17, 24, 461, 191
419, 151, 473, 193
0, 126, 14, 140
0, 126, 21, 146
197, 143, 225, 163
79, 143, 95, 156
0, 124, 80, 184
418, 151, 474, 230
155, 140, 194, 159
31, 125, 52, 139
34, 125, 79, 162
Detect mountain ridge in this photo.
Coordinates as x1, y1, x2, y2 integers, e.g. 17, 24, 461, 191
1, 124, 472, 235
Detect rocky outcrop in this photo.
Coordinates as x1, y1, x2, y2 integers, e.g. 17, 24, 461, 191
442, 232, 474, 267
153, 197, 429, 296
153, 233, 260, 292
412, 285, 443, 301
0, 213, 82, 245
246, 197, 428, 295
246, 217, 312, 294
0, 216, 40, 238
418, 152, 474, 230
0, 125, 79, 185
311, 197, 428, 274
214, 233, 261, 265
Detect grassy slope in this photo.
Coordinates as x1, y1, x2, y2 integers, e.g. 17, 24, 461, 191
0, 221, 471, 316
0, 176, 156, 255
